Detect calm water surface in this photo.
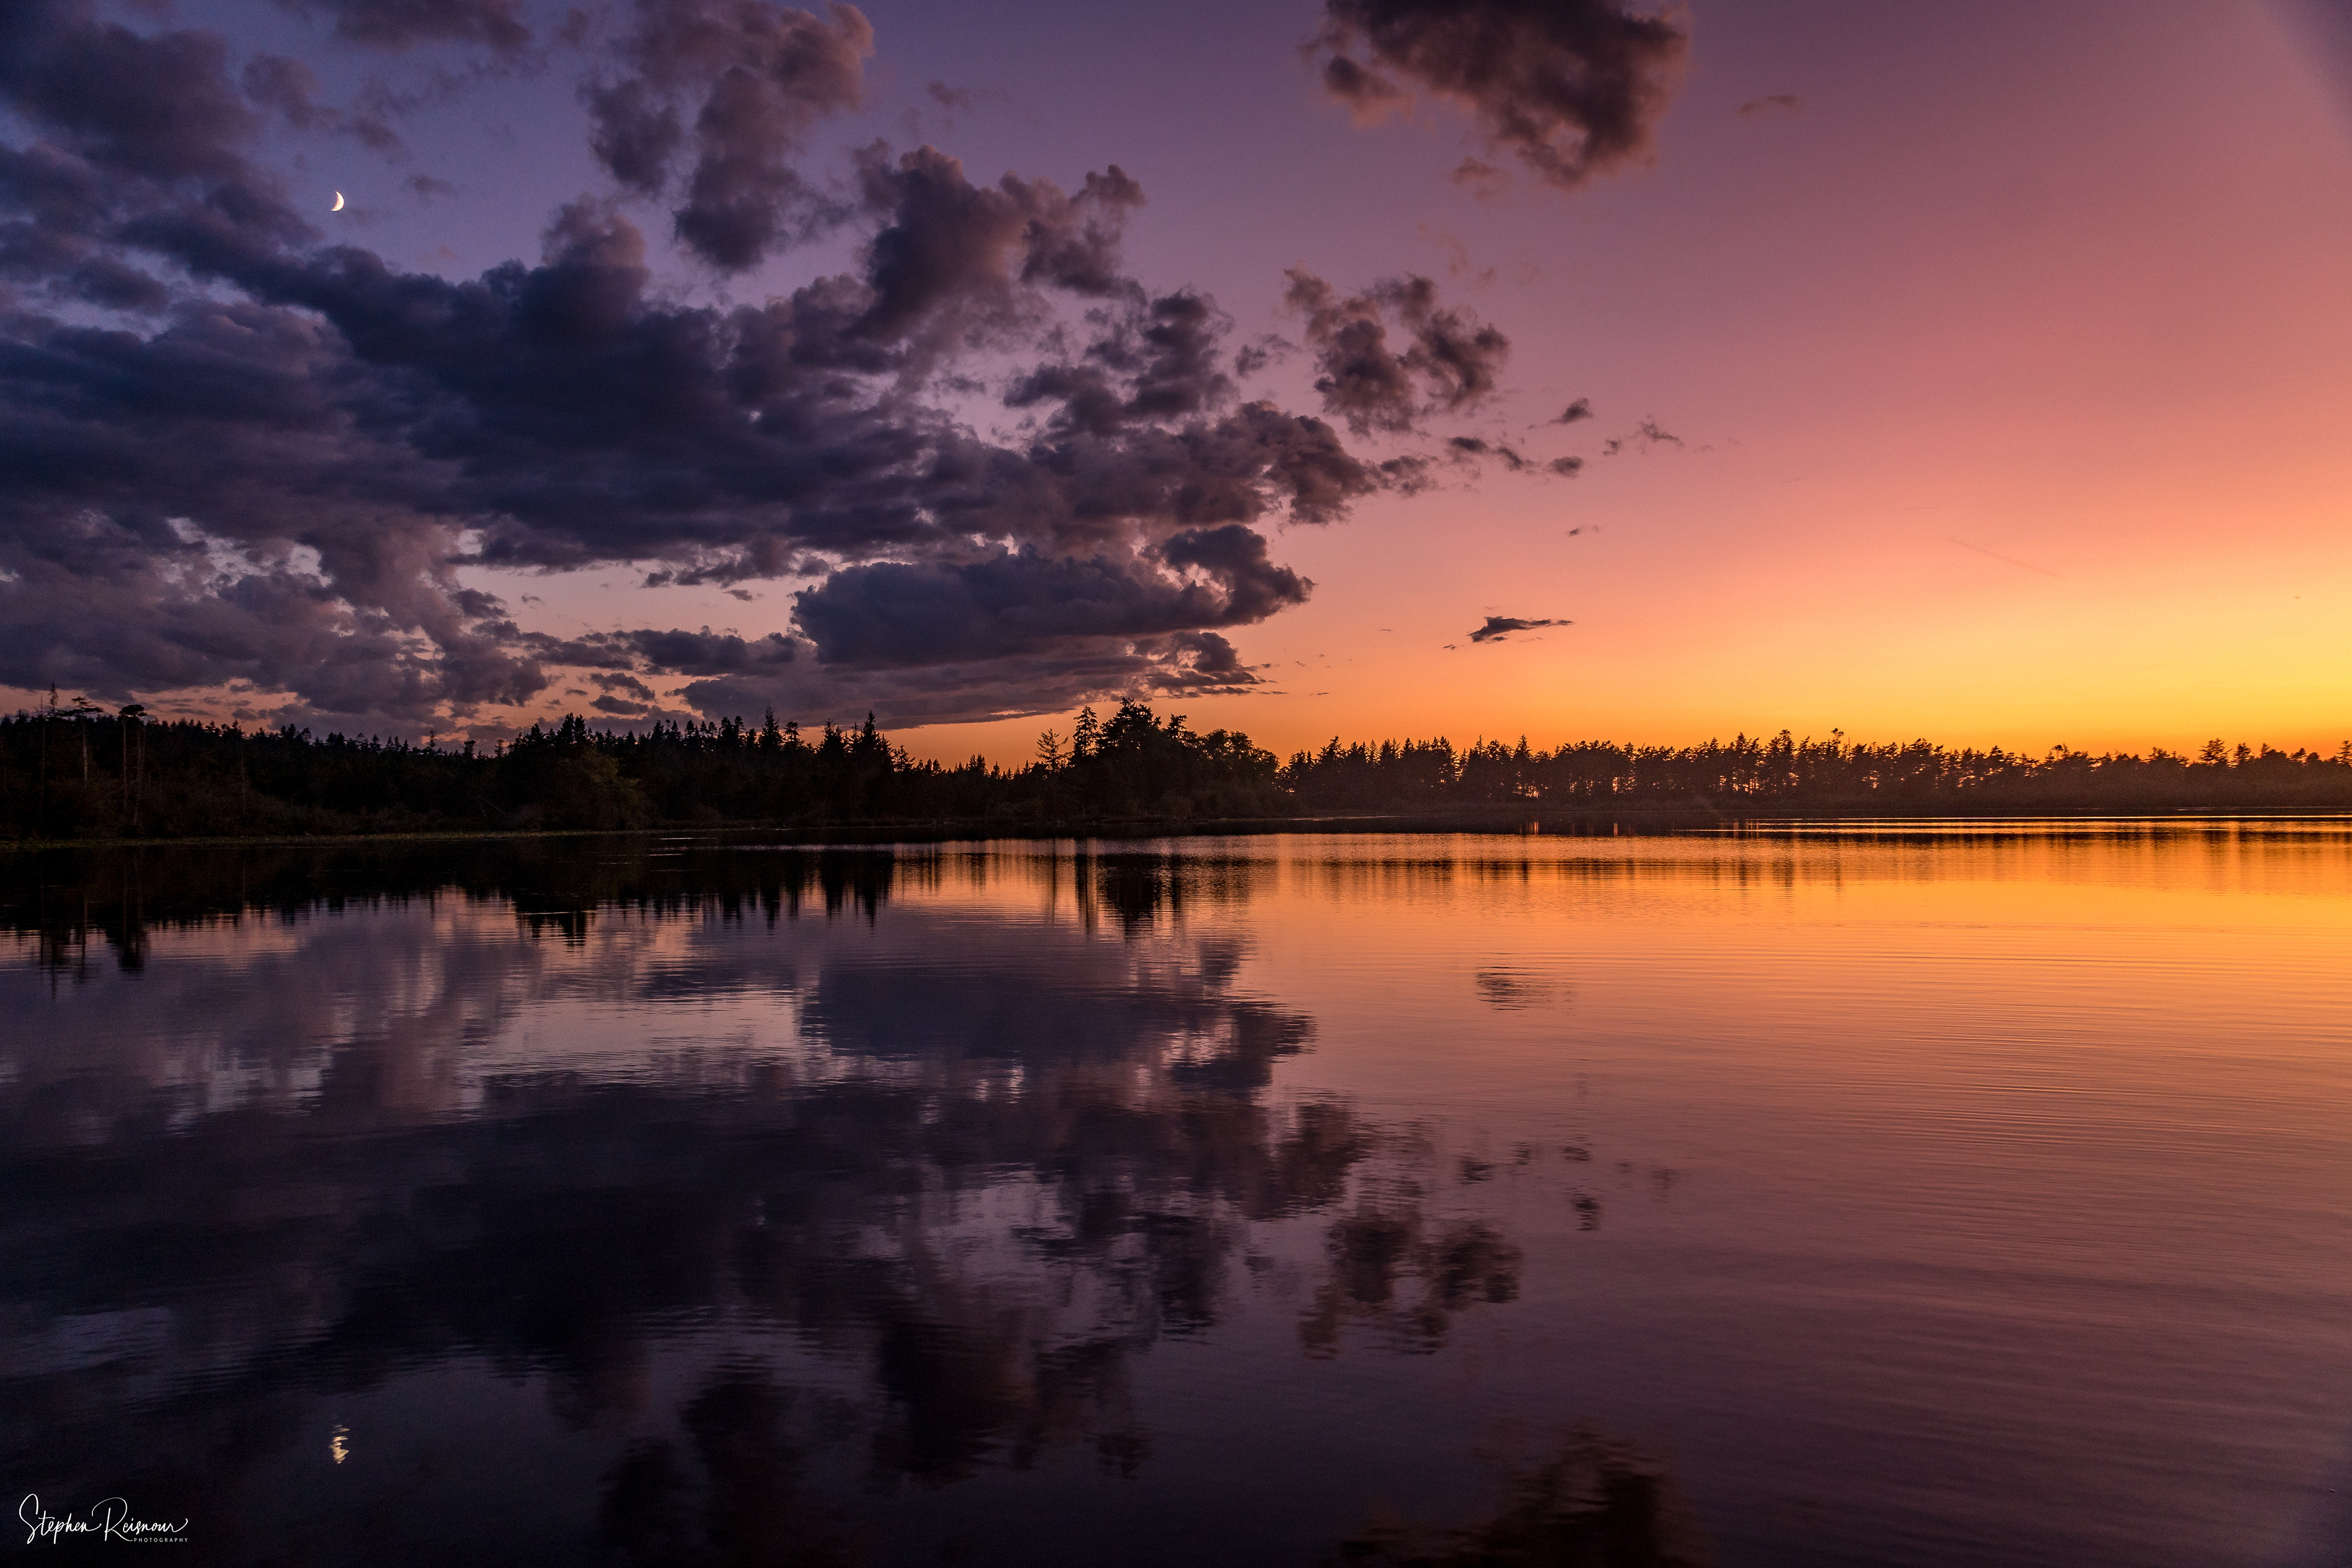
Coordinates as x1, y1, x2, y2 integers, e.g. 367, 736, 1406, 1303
5, 826, 2350, 1566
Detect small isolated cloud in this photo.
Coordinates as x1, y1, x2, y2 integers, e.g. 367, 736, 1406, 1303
1447, 436, 1529, 471
1551, 398, 1593, 424
590, 671, 658, 701
1311, 0, 1689, 192
1448, 157, 1508, 199
1738, 93, 1801, 117
1284, 270, 1509, 435
1602, 417, 1681, 456
1466, 614, 1570, 643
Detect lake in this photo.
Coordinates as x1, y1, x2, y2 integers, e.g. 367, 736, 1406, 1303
4, 825, 2349, 1566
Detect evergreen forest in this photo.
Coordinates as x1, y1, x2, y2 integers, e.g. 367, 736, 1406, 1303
3, 693, 2348, 842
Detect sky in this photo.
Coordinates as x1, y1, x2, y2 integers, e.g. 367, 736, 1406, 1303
3, 0, 2349, 764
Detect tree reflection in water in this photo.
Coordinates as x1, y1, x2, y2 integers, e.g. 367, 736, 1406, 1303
600, 1362, 866, 1568
1327, 1431, 1710, 1568
1302, 1210, 1524, 1357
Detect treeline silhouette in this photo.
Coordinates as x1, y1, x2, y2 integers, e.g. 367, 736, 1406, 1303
1278, 729, 2352, 813
3, 692, 2348, 840
0, 697, 1281, 839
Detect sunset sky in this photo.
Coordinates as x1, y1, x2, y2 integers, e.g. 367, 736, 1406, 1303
4, 0, 2348, 764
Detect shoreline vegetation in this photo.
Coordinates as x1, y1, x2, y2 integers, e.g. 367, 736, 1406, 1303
5, 695, 2351, 846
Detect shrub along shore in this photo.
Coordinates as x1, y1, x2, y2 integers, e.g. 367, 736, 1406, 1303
4, 698, 2348, 843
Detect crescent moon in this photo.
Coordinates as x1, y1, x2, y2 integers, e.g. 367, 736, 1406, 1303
331, 191, 345, 212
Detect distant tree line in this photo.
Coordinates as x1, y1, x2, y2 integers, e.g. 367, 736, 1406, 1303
1276, 729, 2352, 813
0, 693, 1280, 840
1, 688, 2346, 842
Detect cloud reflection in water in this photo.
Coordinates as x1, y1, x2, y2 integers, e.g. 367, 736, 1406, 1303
0, 839, 1542, 1564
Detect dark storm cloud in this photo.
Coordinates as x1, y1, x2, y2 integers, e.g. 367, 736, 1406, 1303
0, 278, 543, 720
0, 0, 260, 183
0, 0, 318, 320
586, 0, 873, 269
1283, 269, 1509, 435
1311, 0, 1687, 191
1017, 165, 1146, 296
590, 671, 660, 701
0, 0, 538, 717
679, 627, 1267, 726
1166, 629, 1246, 677
1465, 614, 1569, 643
791, 529, 1304, 668
0, 0, 1473, 731
844, 146, 1147, 352
264, 0, 534, 56
0, 504, 543, 717
0, 195, 1348, 722
123, 186, 1356, 567
1007, 287, 1233, 435
202, 192, 1378, 578
559, 626, 802, 676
